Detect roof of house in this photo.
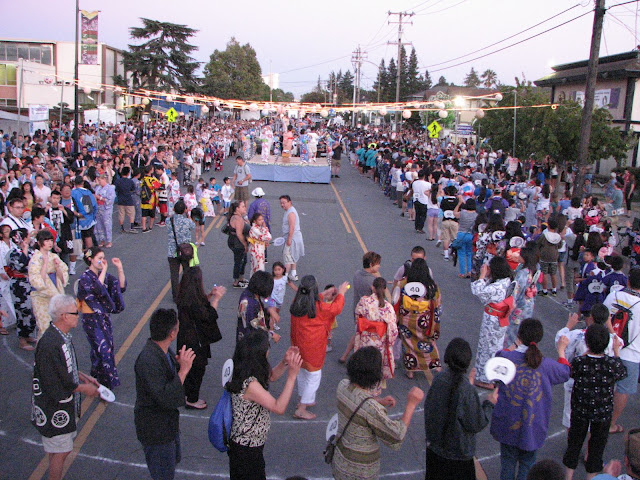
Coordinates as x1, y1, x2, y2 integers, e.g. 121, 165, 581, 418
535, 50, 640, 87
408, 85, 499, 100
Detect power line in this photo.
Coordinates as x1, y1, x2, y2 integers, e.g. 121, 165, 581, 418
415, 0, 469, 16
421, 4, 583, 69
427, 9, 593, 73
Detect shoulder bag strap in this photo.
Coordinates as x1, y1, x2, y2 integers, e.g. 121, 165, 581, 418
335, 396, 372, 447
171, 217, 180, 257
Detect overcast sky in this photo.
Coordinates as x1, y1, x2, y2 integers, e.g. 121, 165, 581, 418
5, 0, 640, 98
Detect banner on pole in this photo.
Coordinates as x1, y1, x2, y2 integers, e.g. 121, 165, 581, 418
81, 10, 99, 65
29, 105, 49, 135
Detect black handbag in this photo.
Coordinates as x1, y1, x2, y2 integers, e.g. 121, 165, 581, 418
324, 397, 371, 464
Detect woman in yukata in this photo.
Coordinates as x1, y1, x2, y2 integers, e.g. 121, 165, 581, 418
77, 246, 126, 389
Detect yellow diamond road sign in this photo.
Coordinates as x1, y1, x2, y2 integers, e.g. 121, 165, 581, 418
166, 107, 178, 123
427, 120, 442, 138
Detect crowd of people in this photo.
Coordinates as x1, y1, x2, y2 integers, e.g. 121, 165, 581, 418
2, 113, 639, 480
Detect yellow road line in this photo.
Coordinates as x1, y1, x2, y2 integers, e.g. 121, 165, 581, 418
330, 183, 367, 254
339, 212, 352, 234
28, 215, 220, 480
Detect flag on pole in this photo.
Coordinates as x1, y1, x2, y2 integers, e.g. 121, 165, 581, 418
80, 10, 99, 65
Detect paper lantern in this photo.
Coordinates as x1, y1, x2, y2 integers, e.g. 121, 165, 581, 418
249, 103, 259, 112
142, 97, 150, 105
213, 100, 220, 107
320, 109, 329, 118
201, 105, 210, 114
434, 101, 445, 110
475, 109, 485, 119
276, 105, 285, 114
165, 94, 174, 102
261, 109, 270, 116
402, 110, 412, 119
185, 96, 195, 105
438, 109, 448, 119
494, 93, 503, 102
114, 86, 123, 95
310, 105, 318, 113
379, 107, 387, 115
83, 86, 92, 95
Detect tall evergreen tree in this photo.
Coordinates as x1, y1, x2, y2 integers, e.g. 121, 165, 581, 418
374, 59, 387, 103
123, 18, 200, 93
338, 70, 354, 104
424, 69, 433, 90
405, 48, 423, 99
436, 75, 448, 87
464, 67, 481, 87
386, 58, 398, 102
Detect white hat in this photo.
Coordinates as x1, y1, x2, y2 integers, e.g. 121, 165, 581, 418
611, 172, 617, 177
251, 187, 265, 197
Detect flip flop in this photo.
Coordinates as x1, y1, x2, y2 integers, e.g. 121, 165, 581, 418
609, 424, 624, 434
185, 400, 208, 410
293, 411, 317, 420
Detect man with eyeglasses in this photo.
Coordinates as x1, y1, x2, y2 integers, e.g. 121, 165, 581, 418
32, 294, 100, 480
0, 197, 34, 233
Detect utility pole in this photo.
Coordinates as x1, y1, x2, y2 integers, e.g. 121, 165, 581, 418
574, 0, 606, 199
513, 89, 517, 157
351, 46, 366, 127
388, 10, 414, 130
73, 0, 80, 158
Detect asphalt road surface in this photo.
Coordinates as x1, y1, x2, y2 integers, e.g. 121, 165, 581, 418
1, 159, 638, 480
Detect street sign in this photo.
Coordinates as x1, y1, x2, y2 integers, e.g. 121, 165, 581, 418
455, 124, 473, 135
166, 107, 178, 123
427, 120, 442, 138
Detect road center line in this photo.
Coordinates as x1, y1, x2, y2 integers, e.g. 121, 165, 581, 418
331, 182, 367, 254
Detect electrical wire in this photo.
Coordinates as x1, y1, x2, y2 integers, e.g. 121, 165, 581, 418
608, 0, 640, 10
608, 12, 640, 43
422, 3, 583, 68
426, 9, 593, 73
415, 0, 469, 16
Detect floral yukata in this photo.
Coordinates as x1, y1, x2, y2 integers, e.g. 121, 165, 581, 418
471, 277, 515, 383
77, 269, 126, 388
398, 287, 442, 372
354, 294, 398, 381
299, 133, 310, 162
236, 289, 268, 343
248, 225, 272, 274
260, 126, 273, 162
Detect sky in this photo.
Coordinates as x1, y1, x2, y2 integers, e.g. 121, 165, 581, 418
4, 0, 640, 99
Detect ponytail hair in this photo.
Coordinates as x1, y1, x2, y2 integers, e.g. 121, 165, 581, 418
289, 275, 319, 318
372, 276, 387, 308
441, 338, 472, 444
517, 318, 544, 369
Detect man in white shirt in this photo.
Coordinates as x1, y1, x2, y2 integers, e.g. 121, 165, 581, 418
604, 268, 640, 434
411, 170, 431, 234
33, 174, 52, 208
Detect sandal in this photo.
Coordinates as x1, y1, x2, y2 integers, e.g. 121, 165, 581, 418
474, 381, 496, 390
185, 399, 208, 410
19, 340, 35, 351
0, 327, 8, 335
609, 424, 624, 434
293, 410, 317, 420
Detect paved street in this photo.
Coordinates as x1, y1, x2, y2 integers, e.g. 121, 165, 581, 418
1, 159, 638, 480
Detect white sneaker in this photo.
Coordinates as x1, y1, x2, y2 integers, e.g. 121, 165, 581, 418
435, 240, 442, 247
69, 265, 76, 275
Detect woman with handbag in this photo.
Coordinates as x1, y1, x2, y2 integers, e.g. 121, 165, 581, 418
398, 258, 442, 380
354, 276, 398, 387
177, 244, 226, 409
227, 330, 303, 480
290, 275, 349, 420
77, 246, 126, 389
332, 347, 424, 480
228, 200, 250, 289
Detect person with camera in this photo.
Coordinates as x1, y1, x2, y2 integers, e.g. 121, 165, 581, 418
167, 199, 195, 303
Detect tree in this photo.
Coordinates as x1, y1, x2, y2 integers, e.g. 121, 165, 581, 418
424, 70, 433, 90
338, 70, 354, 104
300, 76, 327, 104
201, 38, 269, 100
477, 88, 632, 166
123, 18, 199, 93
436, 75, 448, 87
386, 58, 398, 102
270, 88, 294, 102
374, 60, 388, 103
404, 48, 423, 99
480, 69, 498, 89
464, 67, 481, 87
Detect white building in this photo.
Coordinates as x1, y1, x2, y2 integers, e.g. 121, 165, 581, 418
0, 38, 128, 122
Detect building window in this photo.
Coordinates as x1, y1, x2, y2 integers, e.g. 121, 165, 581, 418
0, 64, 17, 86
0, 43, 53, 65
0, 99, 18, 107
